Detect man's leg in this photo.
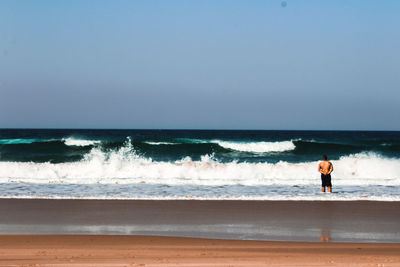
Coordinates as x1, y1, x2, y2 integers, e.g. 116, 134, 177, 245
328, 186, 332, 193
322, 186, 325, 193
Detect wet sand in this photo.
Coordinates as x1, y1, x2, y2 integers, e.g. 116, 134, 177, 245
0, 199, 399, 242
0, 235, 399, 266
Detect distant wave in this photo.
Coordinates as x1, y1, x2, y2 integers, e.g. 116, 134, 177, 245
145, 139, 296, 153
1, 136, 399, 165
159, 138, 297, 153
142, 138, 397, 156
62, 138, 101, 147
211, 140, 296, 153
0, 137, 101, 147
175, 138, 207, 144
144, 141, 178, 145
0, 138, 50, 144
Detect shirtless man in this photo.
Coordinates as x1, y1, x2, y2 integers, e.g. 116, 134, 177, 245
318, 155, 333, 193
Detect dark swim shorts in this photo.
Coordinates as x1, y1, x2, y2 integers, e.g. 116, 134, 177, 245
321, 174, 332, 187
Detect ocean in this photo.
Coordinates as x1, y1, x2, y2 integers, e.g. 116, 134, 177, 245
0, 129, 399, 201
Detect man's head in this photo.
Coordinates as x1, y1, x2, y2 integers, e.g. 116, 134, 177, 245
323, 155, 328, 161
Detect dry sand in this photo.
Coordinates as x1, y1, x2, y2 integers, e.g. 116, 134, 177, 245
0, 235, 399, 266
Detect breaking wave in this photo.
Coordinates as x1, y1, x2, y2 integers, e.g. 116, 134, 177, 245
144, 141, 178, 145
211, 140, 296, 153
62, 138, 101, 147
0, 139, 399, 187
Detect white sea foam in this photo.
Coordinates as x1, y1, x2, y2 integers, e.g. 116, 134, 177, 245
145, 141, 177, 145
0, 140, 399, 200
1, 195, 400, 201
212, 140, 296, 153
0, 142, 399, 187
63, 138, 101, 147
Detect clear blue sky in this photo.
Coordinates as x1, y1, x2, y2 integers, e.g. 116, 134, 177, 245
0, 0, 399, 130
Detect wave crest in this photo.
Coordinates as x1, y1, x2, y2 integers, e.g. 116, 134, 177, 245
0, 138, 50, 144
144, 141, 178, 145
63, 138, 101, 147
212, 140, 296, 153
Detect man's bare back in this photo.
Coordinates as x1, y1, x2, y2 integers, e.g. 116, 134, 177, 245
318, 160, 333, 175
318, 155, 333, 193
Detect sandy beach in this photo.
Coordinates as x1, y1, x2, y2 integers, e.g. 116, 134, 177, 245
0, 235, 399, 266
0, 199, 399, 265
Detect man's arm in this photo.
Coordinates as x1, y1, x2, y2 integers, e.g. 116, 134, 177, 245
318, 163, 322, 173
328, 162, 333, 174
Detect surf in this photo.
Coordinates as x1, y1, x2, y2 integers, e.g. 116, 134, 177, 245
0, 144, 399, 187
